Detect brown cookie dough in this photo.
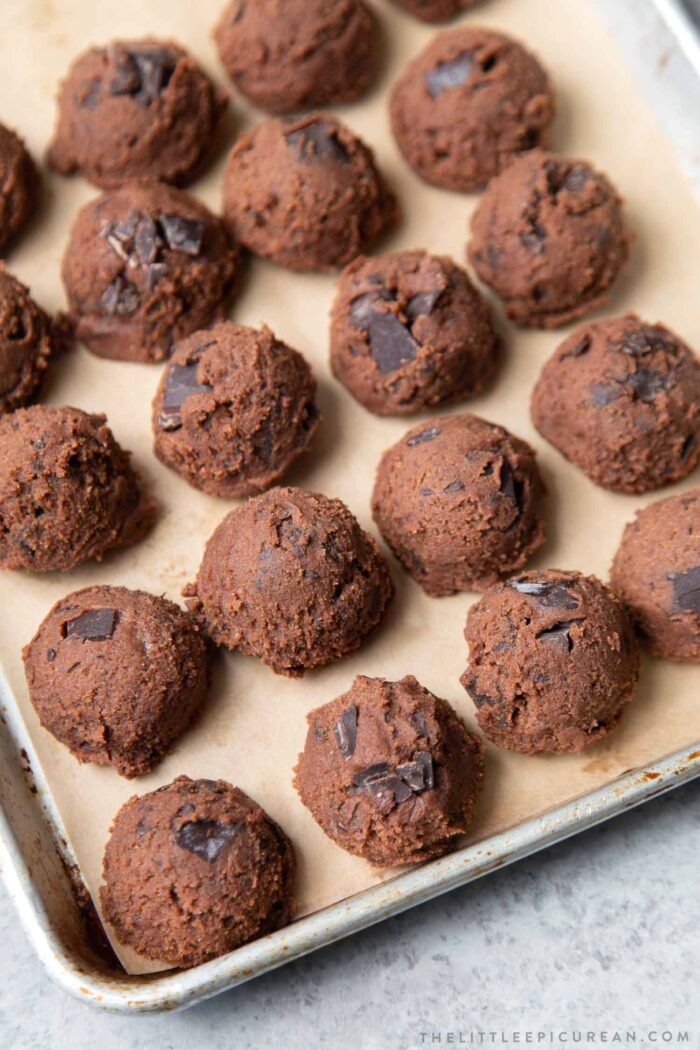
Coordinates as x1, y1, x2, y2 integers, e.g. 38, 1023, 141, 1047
185, 486, 394, 676
0, 268, 65, 417
462, 569, 639, 754
468, 149, 629, 328
330, 250, 499, 415
0, 123, 38, 255
390, 28, 553, 193
295, 674, 484, 866
223, 114, 397, 272
152, 322, 319, 498
48, 39, 226, 189
214, 0, 375, 114
24, 587, 209, 777
372, 414, 546, 596
531, 314, 700, 494
62, 180, 237, 363
610, 491, 700, 662
391, 0, 479, 21
100, 776, 296, 967
0, 405, 155, 573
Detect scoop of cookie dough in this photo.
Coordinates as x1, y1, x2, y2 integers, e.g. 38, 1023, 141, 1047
295, 674, 484, 866
0, 268, 65, 417
469, 149, 629, 328
0, 123, 38, 256
372, 413, 546, 596
100, 776, 296, 967
185, 486, 394, 676
23, 587, 209, 778
391, 0, 479, 21
330, 250, 499, 415
152, 322, 320, 498
48, 39, 226, 189
531, 314, 700, 494
611, 491, 700, 662
462, 569, 639, 753
62, 180, 237, 362
214, 0, 375, 114
0, 405, 155, 573
223, 114, 397, 272
390, 28, 553, 193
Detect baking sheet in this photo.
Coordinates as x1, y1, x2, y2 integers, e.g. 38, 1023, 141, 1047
0, 0, 698, 977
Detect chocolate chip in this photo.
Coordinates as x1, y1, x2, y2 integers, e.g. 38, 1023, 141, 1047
680, 434, 696, 461
349, 288, 396, 329
334, 705, 358, 760
159, 362, 213, 431
669, 566, 700, 613
520, 224, 547, 253
143, 262, 167, 290
396, 750, 434, 791
101, 275, 139, 316
536, 620, 577, 651
174, 820, 241, 862
46, 648, 56, 662
425, 53, 474, 98
407, 426, 441, 446
420, 487, 434, 496
563, 334, 591, 359
627, 366, 670, 402
133, 214, 160, 265
368, 311, 419, 374
562, 167, 589, 192
590, 382, 620, 407
285, 120, 349, 164
444, 479, 464, 493
405, 288, 444, 323
159, 214, 205, 255
353, 763, 390, 788
109, 45, 175, 106
499, 460, 523, 515
64, 608, 117, 641
510, 579, 580, 610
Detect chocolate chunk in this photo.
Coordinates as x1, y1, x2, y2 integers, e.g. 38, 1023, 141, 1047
444, 479, 464, 493
407, 425, 441, 446
669, 566, 700, 613
590, 382, 620, 407
143, 262, 167, 290
159, 214, 205, 255
174, 819, 240, 862
334, 705, 358, 759
352, 762, 390, 788
101, 275, 139, 316
562, 167, 589, 192
425, 54, 474, 98
285, 120, 350, 164
563, 334, 591, 359
159, 362, 213, 430
396, 750, 434, 791
133, 214, 160, 265
109, 46, 175, 106
520, 223, 547, 254
368, 311, 419, 374
680, 434, 696, 461
536, 620, 576, 651
64, 608, 117, 641
628, 366, 671, 402
108, 49, 140, 97
349, 288, 396, 330
510, 579, 580, 610
499, 460, 523, 515
405, 288, 444, 323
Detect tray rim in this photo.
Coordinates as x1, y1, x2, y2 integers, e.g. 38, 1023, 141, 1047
1, 0, 700, 1016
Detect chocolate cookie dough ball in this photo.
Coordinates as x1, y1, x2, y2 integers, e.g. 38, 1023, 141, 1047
48, 39, 226, 189
462, 570, 639, 753
185, 487, 394, 676
101, 776, 296, 966
0, 405, 154, 573
372, 414, 546, 596
295, 674, 484, 866
0, 268, 64, 417
390, 29, 553, 193
330, 250, 499, 415
532, 314, 700, 494
152, 322, 319, 498
469, 150, 629, 328
611, 491, 700, 661
24, 587, 209, 777
0, 124, 37, 255
223, 114, 397, 272
214, 0, 375, 114
62, 181, 237, 363
391, 0, 478, 21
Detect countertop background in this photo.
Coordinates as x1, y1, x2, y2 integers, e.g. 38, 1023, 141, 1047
1, 1, 699, 1046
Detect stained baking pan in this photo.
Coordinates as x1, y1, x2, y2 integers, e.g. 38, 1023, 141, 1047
0, 0, 699, 1013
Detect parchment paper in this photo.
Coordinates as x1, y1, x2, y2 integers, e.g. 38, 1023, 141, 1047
0, 0, 698, 976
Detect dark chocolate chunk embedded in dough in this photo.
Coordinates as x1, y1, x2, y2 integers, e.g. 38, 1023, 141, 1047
174, 819, 241, 862
335, 705, 358, 759
670, 567, 700, 614
158, 362, 213, 431
285, 120, 350, 164
509, 578, 580, 610
64, 607, 117, 641
368, 312, 418, 374
425, 54, 474, 98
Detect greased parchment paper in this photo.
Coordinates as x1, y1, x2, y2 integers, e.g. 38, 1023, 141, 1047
0, 0, 698, 975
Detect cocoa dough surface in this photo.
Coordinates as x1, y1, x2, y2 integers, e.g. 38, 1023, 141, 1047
531, 314, 700, 494
48, 39, 226, 189
152, 322, 319, 498
390, 28, 553, 192
185, 486, 394, 676
0, 405, 155, 573
0, 268, 64, 416
611, 490, 700, 662
24, 586, 209, 778
391, 0, 479, 21
372, 413, 546, 596
223, 114, 397, 272
62, 180, 237, 363
330, 250, 498, 415
295, 674, 485, 866
100, 776, 296, 967
214, 0, 375, 114
462, 569, 639, 753
469, 149, 629, 327
0, 123, 37, 256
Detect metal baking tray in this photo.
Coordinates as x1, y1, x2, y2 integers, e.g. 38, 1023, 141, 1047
1, 0, 699, 1014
